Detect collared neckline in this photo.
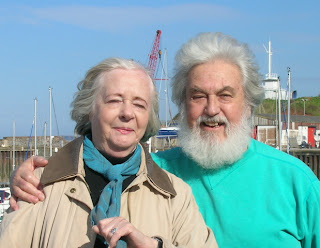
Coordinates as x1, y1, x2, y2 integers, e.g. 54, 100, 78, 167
41, 136, 176, 196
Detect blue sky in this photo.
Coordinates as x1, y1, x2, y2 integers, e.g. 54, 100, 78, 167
1, 0, 320, 138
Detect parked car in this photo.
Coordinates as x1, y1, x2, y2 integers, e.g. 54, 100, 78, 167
300, 141, 311, 148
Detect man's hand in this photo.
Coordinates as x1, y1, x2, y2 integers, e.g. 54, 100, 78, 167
10, 156, 48, 210
92, 217, 158, 248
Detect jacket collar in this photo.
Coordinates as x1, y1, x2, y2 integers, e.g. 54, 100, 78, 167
41, 136, 176, 196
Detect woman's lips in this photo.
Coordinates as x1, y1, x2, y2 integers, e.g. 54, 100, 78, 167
115, 127, 134, 134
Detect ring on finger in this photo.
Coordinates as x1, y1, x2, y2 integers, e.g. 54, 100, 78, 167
110, 227, 117, 235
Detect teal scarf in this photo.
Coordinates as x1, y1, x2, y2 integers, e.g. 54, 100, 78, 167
83, 135, 141, 247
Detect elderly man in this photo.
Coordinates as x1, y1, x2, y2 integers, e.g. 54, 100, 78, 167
10, 33, 320, 247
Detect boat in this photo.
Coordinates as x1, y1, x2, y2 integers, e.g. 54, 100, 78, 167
0, 184, 11, 223
156, 126, 179, 139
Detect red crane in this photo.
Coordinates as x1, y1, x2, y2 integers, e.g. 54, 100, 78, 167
148, 30, 162, 79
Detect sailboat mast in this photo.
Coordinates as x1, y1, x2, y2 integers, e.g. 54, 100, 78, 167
268, 40, 272, 78
34, 98, 37, 155
44, 122, 47, 158
287, 68, 291, 153
13, 120, 15, 171
49, 87, 52, 157
163, 49, 168, 127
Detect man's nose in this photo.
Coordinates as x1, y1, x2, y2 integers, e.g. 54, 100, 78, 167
204, 97, 220, 116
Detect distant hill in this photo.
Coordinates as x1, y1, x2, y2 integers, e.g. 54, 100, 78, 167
255, 96, 320, 116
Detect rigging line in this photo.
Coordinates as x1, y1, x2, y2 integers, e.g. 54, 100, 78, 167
154, 55, 162, 81
51, 91, 60, 136
159, 49, 174, 124
159, 55, 168, 79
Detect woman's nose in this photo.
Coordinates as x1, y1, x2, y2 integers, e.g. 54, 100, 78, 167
120, 100, 134, 120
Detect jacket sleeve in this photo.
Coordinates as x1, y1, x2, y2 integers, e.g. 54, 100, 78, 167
160, 174, 218, 248
0, 167, 45, 247
302, 180, 320, 248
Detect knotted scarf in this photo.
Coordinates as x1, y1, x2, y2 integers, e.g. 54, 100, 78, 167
83, 135, 141, 248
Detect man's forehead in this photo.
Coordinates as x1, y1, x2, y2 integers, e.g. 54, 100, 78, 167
186, 63, 243, 92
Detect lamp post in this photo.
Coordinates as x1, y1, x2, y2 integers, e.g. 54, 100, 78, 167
277, 77, 282, 151
302, 99, 307, 116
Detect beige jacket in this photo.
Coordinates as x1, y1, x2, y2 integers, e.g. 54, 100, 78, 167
0, 137, 217, 248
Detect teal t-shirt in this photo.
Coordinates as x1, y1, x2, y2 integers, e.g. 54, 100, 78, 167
152, 139, 320, 248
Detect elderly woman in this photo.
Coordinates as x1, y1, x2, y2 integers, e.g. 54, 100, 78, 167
0, 58, 216, 248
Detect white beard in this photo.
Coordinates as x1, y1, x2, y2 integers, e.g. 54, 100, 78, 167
178, 108, 252, 169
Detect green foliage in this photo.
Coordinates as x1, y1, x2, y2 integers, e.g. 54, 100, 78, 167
255, 97, 320, 116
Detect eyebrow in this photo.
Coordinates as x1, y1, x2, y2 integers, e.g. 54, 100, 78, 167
188, 86, 208, 94
217, 86, 236, 95
189, 85, 236, 95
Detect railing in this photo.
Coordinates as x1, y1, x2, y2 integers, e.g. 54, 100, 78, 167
291, 149, 320, 179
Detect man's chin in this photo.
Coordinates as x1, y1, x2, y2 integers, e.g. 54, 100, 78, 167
179, 119, 251, 169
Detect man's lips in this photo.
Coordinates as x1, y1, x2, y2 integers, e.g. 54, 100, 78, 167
201, 121, 225, 128
115, 127, 134, 134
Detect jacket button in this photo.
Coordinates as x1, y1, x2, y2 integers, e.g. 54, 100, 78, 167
70, 188, 76, 193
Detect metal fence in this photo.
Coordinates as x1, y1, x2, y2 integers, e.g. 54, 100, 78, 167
291, 149, 320, 179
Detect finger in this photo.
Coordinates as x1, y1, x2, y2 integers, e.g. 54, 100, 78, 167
108, 219, 133, 248
94, 218, 122, 246
20, 170, 42, 190
30, 156, 48, 168
11, 186, 40, 204
92, 225, 100, 234
92, 225, 122, 248
11, 174, 44, 202
11, 158, 46, 201
109, 227, 123, 248
9, 195, 19, 211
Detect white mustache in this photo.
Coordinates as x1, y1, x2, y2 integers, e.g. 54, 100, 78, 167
196, 115, 230, 129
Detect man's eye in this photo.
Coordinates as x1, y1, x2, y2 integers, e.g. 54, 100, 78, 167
220, 94, 232, 99
191, 95, 206, 100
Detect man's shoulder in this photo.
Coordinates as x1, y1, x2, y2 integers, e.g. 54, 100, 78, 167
151, 147, 195, 173
251, 139, 302, 163
151, 147, 186, 162
249, 139, 317, 180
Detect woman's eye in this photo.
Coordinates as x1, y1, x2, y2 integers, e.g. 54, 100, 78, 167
106, 99, 122, 105
107, 99, 122, 103
133, 101, 147, 109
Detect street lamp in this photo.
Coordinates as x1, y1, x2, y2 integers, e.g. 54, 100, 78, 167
302, 99, 307, 116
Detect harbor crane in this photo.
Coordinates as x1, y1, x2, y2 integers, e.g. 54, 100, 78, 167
148, 30, 162, 79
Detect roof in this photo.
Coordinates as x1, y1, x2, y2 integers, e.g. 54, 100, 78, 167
256, 114, 320, 124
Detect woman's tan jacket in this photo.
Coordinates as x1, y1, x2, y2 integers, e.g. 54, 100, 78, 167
0, 137, 217, 248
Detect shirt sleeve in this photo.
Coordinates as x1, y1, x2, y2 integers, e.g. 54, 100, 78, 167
302, 180, 320, 248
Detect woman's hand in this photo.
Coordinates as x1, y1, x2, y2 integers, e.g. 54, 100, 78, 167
9, 156, 48, 210
92, 217, 159, 248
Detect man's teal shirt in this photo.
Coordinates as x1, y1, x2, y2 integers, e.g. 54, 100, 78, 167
152, 139, 320, 247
